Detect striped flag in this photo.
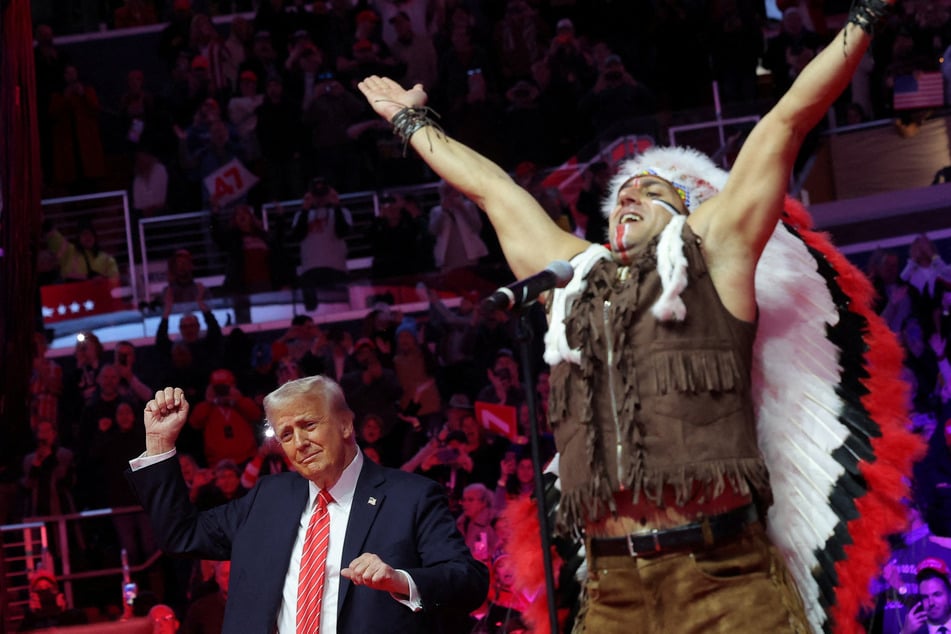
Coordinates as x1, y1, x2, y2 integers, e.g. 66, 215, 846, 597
893, 72, 945, 110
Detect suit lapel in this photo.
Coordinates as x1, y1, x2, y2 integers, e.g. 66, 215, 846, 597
337, 459, 386, 615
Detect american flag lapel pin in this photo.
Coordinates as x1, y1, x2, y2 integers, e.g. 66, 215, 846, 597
368, 497, 377, 506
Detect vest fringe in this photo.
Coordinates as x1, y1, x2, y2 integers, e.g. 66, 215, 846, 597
634, 458, 769, 507
650, 348, 742, 394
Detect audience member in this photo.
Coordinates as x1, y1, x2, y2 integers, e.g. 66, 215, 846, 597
17, 569, 87, 631
902, 235, 951, 336
500, 79, 550, 168
118, 69, 158, 149
476, 348, 524, 409
763, 7, 824, 97
255, 75, 305, 201
456, 483, 498, 563
30, 332, 63, 432
194, 459, 249, 510
21, 421, 77, 519
239, 436, 290, 489
287, 176, 353, 311
132, 149, 170, 217
429, 180, 489, 281
162, 248, 202, 304
301, 72, 368, 191
89, 400, 155, 564
368, 193, 427, 279
867, 248, 914, 335
387, 10, 438, 89
340, 343, 404, 443
210, 203, 282, 322
226, 71, 264, 162
49, 64, 106, 191
707, 0, 764, 105
156, 281, 223, 373
422, 285, 479, 399
43, 218, 119, 282
579, 53, 656, 141
188, 368, 262, 467
114, 340, 156, 404
180, 559, 229, 634
114, 0, 158, 29
148, 603, 181, 633
33, 24, 70, 183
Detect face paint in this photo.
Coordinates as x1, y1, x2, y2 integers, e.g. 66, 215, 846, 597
652, 199, 679, 216
612, 223, 633, 265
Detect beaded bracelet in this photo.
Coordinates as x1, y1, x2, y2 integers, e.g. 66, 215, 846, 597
847, 0, 890, 34
842, 0, 891, 52
388, 105, 443, 156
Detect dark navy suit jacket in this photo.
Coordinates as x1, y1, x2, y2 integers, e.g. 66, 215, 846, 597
128, 455, 488, 633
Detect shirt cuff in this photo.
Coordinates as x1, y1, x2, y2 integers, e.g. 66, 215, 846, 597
391, 569, 422, 612
129, 448, 177, 471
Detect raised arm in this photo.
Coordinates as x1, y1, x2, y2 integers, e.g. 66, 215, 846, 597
356, 76, 588, 279
698, 2, 894, 261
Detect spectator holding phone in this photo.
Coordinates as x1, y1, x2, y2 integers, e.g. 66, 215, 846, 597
901, 558, 951, 633
188, 368, 262, 467
114, 340, 154, 404
288, 176, 353, 311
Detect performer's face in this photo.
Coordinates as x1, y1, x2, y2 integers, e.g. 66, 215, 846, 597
608, 175, 686, 264
269, 395, 356, 489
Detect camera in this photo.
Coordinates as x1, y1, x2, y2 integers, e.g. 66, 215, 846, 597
436, 448, 460, 463
317, 71, 335, 81
603, 70, 623, 82
495, 367, 512, 382
467, 68, 482, 77
117, 352, 129, 366
213, 384, 230, 397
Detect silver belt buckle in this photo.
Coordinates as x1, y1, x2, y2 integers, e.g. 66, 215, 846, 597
652, 529, 661, 553
626, 533, 636, 557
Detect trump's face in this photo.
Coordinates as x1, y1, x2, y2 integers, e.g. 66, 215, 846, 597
268, 394, 356, 489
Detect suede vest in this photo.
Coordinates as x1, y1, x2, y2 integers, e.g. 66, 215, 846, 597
549, 225, 770, 536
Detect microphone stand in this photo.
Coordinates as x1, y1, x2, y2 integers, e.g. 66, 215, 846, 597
512, 304, 559, 634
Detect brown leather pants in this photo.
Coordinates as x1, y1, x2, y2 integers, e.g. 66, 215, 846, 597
573, 522, 810, 634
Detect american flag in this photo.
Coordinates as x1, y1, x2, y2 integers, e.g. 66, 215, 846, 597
893, 71, 945, 110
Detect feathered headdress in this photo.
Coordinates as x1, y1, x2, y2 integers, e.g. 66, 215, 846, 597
530, 145, 925, 633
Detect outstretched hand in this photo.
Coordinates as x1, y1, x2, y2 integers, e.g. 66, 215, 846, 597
144, 387, 190, 456
356, 76, 428, 123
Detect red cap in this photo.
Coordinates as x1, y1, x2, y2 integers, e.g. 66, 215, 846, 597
917, 557, 950, 576
356, 10, 380, 24
353, 39, 374, 52
239, 70, 258, 83
190, 55, 210, 70
210, 368, 236, 386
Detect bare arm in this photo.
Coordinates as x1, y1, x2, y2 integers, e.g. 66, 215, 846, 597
698, 15, 891, 263
356, 77, 588, 279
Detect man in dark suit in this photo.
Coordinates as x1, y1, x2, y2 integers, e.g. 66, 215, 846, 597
128, 377, 488, 633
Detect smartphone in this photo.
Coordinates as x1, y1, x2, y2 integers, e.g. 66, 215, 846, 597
436, 448, 459, 463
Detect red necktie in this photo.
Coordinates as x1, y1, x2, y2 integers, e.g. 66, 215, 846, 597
297, 489, 332, 634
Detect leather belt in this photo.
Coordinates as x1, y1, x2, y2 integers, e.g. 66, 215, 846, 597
588, 504, 759, 558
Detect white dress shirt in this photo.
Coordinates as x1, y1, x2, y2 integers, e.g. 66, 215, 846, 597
130, 448, 421, 633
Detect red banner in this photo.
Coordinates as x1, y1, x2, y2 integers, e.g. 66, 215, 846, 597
475, 401, 518, 440
41, 278, 120, 323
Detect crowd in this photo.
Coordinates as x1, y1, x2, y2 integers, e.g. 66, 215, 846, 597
16, 272, 555, 629
35, 0, 951, 206
12, 0, 951, 630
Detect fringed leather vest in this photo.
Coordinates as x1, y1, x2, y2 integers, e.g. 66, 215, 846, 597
549, 225, 770, 536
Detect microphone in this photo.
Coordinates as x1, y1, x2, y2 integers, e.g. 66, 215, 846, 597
482, 260, 574, 312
